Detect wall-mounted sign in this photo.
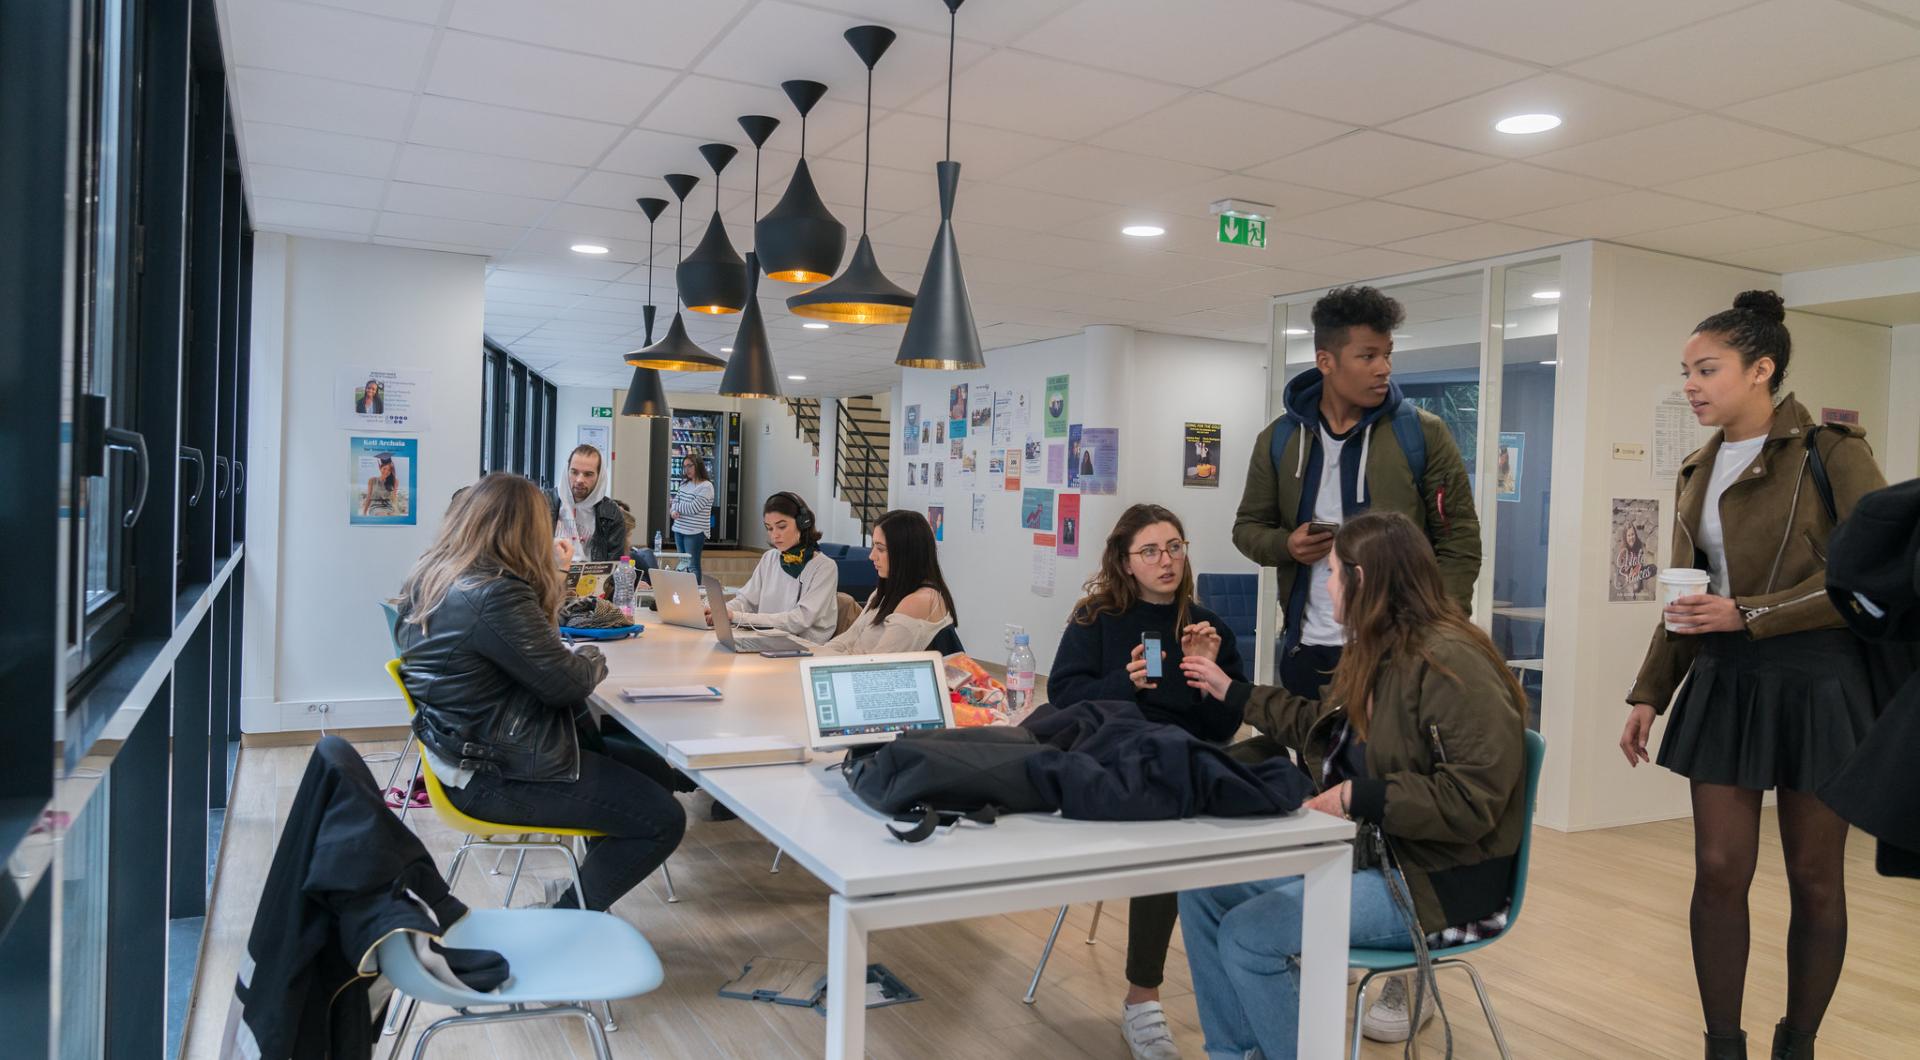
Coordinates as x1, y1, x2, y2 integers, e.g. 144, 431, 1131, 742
1217, 214, 1266, 248
591, 406, 613, 418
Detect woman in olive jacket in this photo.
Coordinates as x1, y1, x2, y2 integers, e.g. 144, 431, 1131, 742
1177, 511, 1527, 1060
1622, 292, 1886, 1060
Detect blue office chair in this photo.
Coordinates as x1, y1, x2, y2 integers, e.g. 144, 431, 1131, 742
929, 624, 965, 657
1348, 729, 1546, 1060
1195, 572, 1259, 642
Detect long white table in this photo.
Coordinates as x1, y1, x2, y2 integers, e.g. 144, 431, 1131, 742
591, 621, 1356, 1059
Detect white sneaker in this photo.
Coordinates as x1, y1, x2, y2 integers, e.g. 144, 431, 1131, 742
535, 877, 574, 909
1361, 975, 1436, 1043
1121, 1000, 1182, 1060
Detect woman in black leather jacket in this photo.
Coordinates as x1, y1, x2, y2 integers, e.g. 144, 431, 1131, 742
393, 472, 685, 911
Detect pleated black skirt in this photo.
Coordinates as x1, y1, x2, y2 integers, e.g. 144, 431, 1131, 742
1657, 628, 1875, 792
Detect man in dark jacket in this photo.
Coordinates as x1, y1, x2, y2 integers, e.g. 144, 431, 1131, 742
1234, 286, 1481, 699
547, 444, 630, 562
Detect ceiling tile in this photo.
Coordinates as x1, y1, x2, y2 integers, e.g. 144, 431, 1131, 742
997, 146, 1223, 207
1566, 0, 1920, 110
381, 182, 554, 227
1724, 58, 1920, 145
305, 0, 444, 21
800, 157, 938, 216
409, 96, 626, 167
1012, 0, 1351, 87
1529, 115, 1817, 187
1090, 94, 1354, 173
1383, 0, 1752, 65
639, 75, 867, 150
694, 2, 989, 112
241, 122, 397, 179
227, 1, 435, 90
599, 128, 735, 180
372, 235, 498, 259
1772, 181, 1920, 232
447, 0, 746, 67
486, 269, 610, 294
785, 0, 1080, 46
536, 201, 651, 242
1384, 222, 1565, 261
251, 198, 377, 235
1507, 190, 1740, 238
377, 212, 529, 250
567, 170, 677, 213
1248, 131, 1497, 199
1856, 129, 1920, 167
246, 164, 387, 209
1878, 222, 1920, 248
902, 50, 1186, 140
233, 68, 414, 139
1717, 235, 1917, 272
1305, 246, 1457, 280
394, 144, 587, 199
425, 32, 678, 125
826, 112, 1067, 183
1386, 163, 1630, 221
1622, 214, 1834, 257
1278, 201, 1474, 245
1657, 150, 1920, 212
1217, 24, 1532, 127
1380, 74, 1690, 159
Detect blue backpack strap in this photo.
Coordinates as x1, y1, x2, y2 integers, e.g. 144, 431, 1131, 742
1390, 402, 1427, 487
1268, 411, 1298, 479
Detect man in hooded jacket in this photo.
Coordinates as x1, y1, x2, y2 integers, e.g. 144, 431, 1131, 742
547, 444, 630, 563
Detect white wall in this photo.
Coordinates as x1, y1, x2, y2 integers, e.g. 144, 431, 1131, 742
242, 235, 485, 732
552, 385, 614, 487
1888, 325, 1920, 483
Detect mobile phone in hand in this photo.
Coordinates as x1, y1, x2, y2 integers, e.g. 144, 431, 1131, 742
1307, 519, 1340, 536
1141, 633, 1163, 679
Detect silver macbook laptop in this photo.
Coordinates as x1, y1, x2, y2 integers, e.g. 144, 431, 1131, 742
799, 652, 954, 751
648, 568, 711, 630
704, 573, 808, 654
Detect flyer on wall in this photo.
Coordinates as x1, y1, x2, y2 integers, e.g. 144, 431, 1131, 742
935, 419, 946, 445
1013, 391, 1031, 435
1066, 424, 1083, 487
1020, 487, 1055, 532
1183, 422, 1221, 487
1610, 498, 1660, 602
349, 436, 417, 525
949, 384, 968, 438
971, 493, 986, 533
933, 461, 945, 491
903, 405, 921, 455
988, 449, 1006, 489
1023, 433, 1042, 476
1046, 443, 1064, 484
969, 383, 993, 434
991, 390, 1012, 447
1057, 492, 1081, 558
1005, 451, 1021, 492
1080, 427, 1119, 495
958, 448, 977, 488
1496, 432, 1524, 502
338, 368, 431, 431
950, 437, 963, 460
1653, 387, 1713, 479
576, 423, 611, 456
1044, 375, 1069, 437
928, 505, 945, 542
1031, 533, 1056, 597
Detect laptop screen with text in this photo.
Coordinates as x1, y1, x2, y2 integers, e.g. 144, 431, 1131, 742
807, 657, 947, 741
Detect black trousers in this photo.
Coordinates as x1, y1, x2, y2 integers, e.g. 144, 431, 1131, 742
1126, 892, 1181, 988
1280, 641, 1344, 701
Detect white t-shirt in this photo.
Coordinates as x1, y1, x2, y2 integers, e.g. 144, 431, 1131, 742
1697, 434, 1767, 597
1302, 424, 1349, 647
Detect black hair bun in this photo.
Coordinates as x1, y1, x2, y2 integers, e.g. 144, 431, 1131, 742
1733, 289, 1785, 323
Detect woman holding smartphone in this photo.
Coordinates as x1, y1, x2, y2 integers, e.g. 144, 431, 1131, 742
1621, 291, 1885, 1060
1047, 502, 1246, 1060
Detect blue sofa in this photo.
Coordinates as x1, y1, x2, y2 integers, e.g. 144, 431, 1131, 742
817, 542, 878, 601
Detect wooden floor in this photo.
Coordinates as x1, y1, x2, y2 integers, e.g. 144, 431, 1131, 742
184, 741, 1920, 1059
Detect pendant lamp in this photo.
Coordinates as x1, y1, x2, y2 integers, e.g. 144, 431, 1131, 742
897, 0, 984, 370
788, 26, 915, 325
719, 115, 785, 400
626, 173, 726, 371
622, 196, 672, 416
756, 80, 845, 284
677, 144, 748, 315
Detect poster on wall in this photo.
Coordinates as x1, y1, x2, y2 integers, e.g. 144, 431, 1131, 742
950, 437, 964, 460
1496, 432, 1524, 502
971, 493, 986, 533
949, 384, 968, 438
904, 461, 919, 494
1031, 533, 1056, 597
903, 405, 921, 455
1021, 488, 1055, 532
1023, 433, 1042, 477
338, 368, 431, 431
1183, 423, 1221, 487
577, 424, 611, 457
1047, 443, 1065, 485
1057, 492, 1081, 558
1005, 456, 1021, 492
1014, 392, 1031, 436
969, 384, 993, 434
1080, 427, 1119, 495
929, 505, 945, 542
958, 449, 978, 488
992, 391, 1013, 447
349, 436, 417, 525
989, 449, 1006, 489
1654, 388, 1714, 479
1044, 375, 1069, 437
918, 461, 931, 494
1067, 424, 1084, 488
933, 461, 945, 491
935, 419, 946, 445
1821, 407, 1859, 426
1610, 498, 1660, 602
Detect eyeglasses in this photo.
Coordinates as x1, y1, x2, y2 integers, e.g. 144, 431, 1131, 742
1130, 540, 1187, 562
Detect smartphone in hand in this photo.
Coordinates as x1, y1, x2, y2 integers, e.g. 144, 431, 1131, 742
1141, 632, 1163, 679
1307, 519, 1340, 536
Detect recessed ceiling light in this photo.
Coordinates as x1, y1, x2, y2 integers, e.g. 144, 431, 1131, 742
720, 347, 733, 353
787, 374, 807, 381
1495, 113, 1561, 135
1284, 328, 1308, 335
803, 322, 829, 329
570, 243, 609, 255
1121, 224, 1165, 238
1531, 289, 1560, 300
1539, 359, 1559, 366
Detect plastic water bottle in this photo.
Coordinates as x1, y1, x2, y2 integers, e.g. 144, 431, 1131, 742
1004, 622, 1026, 658
653, 530, 663, 553
611, 560, 638, 616
1006, 633, 1036, 720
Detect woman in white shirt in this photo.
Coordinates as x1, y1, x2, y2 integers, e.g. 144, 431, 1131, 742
813, 509, 956, 655
670, 455, 715, 579
726, 492, 839, 644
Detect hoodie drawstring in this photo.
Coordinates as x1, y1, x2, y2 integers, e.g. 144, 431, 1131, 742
1294, 420, 1307, 480
1357, 424, 1372, 507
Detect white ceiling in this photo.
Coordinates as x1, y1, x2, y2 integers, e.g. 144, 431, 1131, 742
216, 0, 1920, 396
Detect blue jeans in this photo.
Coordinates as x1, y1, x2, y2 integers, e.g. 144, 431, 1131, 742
674, 531, 706, 579
1180, 868, 1416, 1060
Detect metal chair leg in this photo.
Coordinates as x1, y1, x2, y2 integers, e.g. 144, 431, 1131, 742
1085, 900, 1103, 943
581, 1009, 615, 1060
769, 848, 783, 874
445, 840, 474, 889
1023, 905, 1070, 1004
502, 849, 529, 905
383, 990, 417, 1046
1350, 969, 1383, 1060
597, 999, 617, 1033
659, 860, 679, 903
393, 751, 422, 825
488, 848, 509, 876
1442, 959, 1512, 1060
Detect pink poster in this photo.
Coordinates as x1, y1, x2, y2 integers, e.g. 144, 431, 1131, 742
1057, 493, 1081, 557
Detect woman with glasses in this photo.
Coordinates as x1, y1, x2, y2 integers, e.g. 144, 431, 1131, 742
1047, 502, 1246, 1060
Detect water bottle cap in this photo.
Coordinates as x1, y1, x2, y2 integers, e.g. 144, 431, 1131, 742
1013, 633, 1029, 646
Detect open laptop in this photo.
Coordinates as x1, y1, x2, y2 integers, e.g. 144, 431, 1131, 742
704, 573, 809, 654
798, 651, 955, 751
648, 568, 711, 630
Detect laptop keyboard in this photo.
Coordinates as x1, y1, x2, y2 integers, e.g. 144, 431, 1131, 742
735, 636, 792, 652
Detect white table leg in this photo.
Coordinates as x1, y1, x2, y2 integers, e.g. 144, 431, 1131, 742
825, 894, 868, 1059
1297, 845, 1353, 1060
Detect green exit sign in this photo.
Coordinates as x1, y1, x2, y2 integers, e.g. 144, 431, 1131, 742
1218, 214, 1266, 248
591, 406, 613, 417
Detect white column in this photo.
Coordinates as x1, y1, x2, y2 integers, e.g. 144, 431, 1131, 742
1889, 325, 1920, 483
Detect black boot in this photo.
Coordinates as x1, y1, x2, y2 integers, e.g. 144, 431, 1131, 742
1706, 1030, 1747, 1060
1770, 1021, 1815, 1060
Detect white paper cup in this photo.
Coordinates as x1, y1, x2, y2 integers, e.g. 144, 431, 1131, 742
1659, 568, 1711, 631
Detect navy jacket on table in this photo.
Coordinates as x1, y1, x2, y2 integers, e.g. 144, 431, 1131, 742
1047, 599, 1248, 744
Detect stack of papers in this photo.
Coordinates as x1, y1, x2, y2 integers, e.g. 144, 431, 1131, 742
621, 685, 723, 702
666, 735, 807, 769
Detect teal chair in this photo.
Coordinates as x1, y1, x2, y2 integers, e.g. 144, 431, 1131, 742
1347, 729, 1544, 1060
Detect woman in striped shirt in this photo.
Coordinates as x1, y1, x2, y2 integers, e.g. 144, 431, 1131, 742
670, 454, 715, 579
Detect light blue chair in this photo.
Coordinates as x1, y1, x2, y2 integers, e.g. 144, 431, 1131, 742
377, 907, 664, 1060
378, 603, 425, 823
1348, 729, 1545, 1060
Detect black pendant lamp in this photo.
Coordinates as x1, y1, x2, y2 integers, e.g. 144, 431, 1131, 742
720, 115, 784, 400
627, 173, 726, 372
897, 0, 983, 370
789, 26, 915, 325
622, 195, 672, 416
756, 80, 845, 284
677, 144, 747, 315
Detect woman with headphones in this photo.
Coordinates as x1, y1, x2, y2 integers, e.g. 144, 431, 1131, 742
725, 492, 840, 644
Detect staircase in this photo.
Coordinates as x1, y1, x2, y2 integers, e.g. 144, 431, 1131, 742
784, 397, 822, 455
835, 396, 890, 538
